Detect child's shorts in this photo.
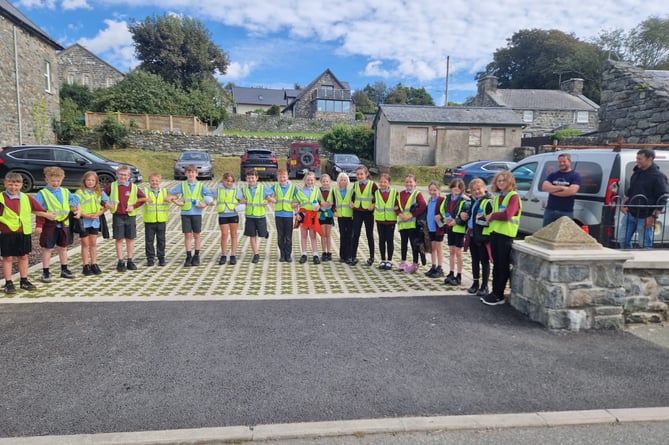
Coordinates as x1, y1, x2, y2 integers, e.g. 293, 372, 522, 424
447, 231, 465, 248
429, 231, 444, 242
181, 215, 203, 234
112, 214, 137, 240
40, 221, 70, 248
244, 217, 268, 238
0, 233, 32, 257
319, 216, 334, 226
218, 215, 240, 225
79, 227, 100, 239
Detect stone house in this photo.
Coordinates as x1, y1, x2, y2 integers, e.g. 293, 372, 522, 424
597, 60, 669, 144
373, 104, 523, 168
231, 86, 297, 115
282, 69, 355, 121
472, 76, 599, 138
57, 43, 125, 90
0, 0, 63, 146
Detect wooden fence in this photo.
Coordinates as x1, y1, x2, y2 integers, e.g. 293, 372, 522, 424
85, 112, 209, 135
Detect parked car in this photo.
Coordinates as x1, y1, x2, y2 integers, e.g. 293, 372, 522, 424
173, 150, 214, 180
287, 142, 321, 179
0, 144, 142, 193
443, 160, 516, 187
327, 153, 361, 181
240, 148, 279, 180
510, 148, 669, 247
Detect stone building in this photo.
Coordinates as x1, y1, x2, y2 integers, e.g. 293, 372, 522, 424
0, 0, 62, 146
373, 104, 523, 168
472, 76, 599, 138
283, 69, 355, 121
598, 60, 669, 144
57, 43, 125, 90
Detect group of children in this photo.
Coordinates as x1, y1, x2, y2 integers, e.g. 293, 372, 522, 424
0, 163, 521, 305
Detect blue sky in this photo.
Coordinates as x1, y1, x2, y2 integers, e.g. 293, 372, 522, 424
14, 0, 669, 105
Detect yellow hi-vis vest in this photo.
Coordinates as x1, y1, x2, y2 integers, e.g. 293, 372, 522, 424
142, 187, 169, 223
297, 187, 321, 211
440, 195, 470, 234
243, 184, 266, 217
274, 183, 296, 213
179, 181, 204, 212
397, 190, 419, 230
489, 191, 522, 238
110, 182, 139, 216
216, 186, 238, 214
0, 192, 32, 234
333, 187, 354, 218
38, 188, 71, 225
374, 188, 398, 222
476, 197, 494, 236
75, 189, 103, 217
353, 181, 374, 210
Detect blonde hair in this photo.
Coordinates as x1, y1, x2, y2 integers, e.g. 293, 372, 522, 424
320, 173, 331, 182
336, 172, 350, 187
221, 172, 235, 182
4, 173, 23, 184
44, 166, 65, 179
303, 171, 316, 182
149, 172, 162, 181
468, 178, 486, 191
490, 170, 517, 193
80, 171, 101, 196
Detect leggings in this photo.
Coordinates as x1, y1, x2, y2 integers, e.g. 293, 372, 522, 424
352, 210, 375, 260
400, 228, 419, 263
376, 223, 395, 261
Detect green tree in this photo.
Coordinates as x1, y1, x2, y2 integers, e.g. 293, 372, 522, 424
52, 97, 87, 144
352, 90, 377, 114
595, 16, 669, 69
320, 124, 374, 160
96, 112, 129, 149
129, 14, 229, 90
363, 81, 387, 105
266, 105, 281, 116
384, 83, 408, 104
60, 83, 94, 114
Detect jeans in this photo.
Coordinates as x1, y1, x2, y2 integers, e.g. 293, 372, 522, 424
619, 213, 654, 249
543, 208, 574, 227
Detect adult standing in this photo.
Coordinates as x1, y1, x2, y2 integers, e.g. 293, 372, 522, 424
541, 153, 581, 226
619, 148, 668, 249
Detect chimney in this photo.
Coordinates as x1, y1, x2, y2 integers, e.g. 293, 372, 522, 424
560, 78, 584, 96
477, 76, 498, 96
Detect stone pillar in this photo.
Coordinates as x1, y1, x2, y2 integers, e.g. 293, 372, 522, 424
510, 217, 632, 331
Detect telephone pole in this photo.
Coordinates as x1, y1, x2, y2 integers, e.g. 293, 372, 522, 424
444, 56, 450, 107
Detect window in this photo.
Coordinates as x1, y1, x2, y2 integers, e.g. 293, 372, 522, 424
82, 74, 90, 87
490, 128, 505, 146
106, 78, 115, 88
513, 162, 537, 191
316, 100, 351, 114
469, 128, 481, 146
407, 127, 428, 145
44, 61, 51, 92
541, 160, 602, 194
67, 72, 75, 85
319, 85, 334, 98
576, 111, 589, 123
523, 111, 534, 122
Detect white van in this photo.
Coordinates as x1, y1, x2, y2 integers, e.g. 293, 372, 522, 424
510, 148, 669, 247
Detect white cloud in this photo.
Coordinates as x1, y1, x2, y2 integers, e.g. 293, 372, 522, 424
76, 19, 135, 71
362, 61, 392, 79
219, 61, 257, 81
61, 0, 91, 10
14, 0, 56, 8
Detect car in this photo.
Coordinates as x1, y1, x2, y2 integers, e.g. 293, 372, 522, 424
240, 148, 279, 180
443, 160, 516, 187
173, 150, 214, 180
327, 153, 362, 181
287, 141, 321, 179
0, 144, 142, 193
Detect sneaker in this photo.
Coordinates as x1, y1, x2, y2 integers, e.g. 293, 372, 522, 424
299, 255, 308, 264
444, 271, 454, 285
424, 265, 437, 277
313, 255, 321, 265
91, 264, 102, 275
19, 280, 36, 291
158, 258, 166, 267
219, 256, 227, 265
116, 261, 126, 272
385, 262, 393, 270
229, 256, 237, 265
4, 281, 16, 294
455, 273, 462, 285
378, 261, 387, 270
467, 280, 480, 294
322, 252, 328, 262
82, 264, 94, 276
406, 263, 418, 274
40, 272, 51, 283
349, 258, 359, 266
481, 293, 506, 306
432, 267, 444, 278
60, 268, 75, 279
366, 258, 374, 266
126, 259, 137, 271
476, 285, 489, 297
339, 257, 348, 263
191, 255, 200, 266
183, 256, 193, 267
398, 261, 408, 272
146, 259, 155, 267
252, 254, 260, 264
284, 256, 292, 263
325, 252, 332, 261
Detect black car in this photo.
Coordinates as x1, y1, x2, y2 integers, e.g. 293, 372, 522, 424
240, 148, 278, 180
327, 153, 361, 181
0, 144, 142, 193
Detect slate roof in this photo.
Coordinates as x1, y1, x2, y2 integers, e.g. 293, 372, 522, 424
376, 104, 524, 126
284, 68, 351, 111
485, 89, 598, 111
645, 70, 669, 90
0, 0, 63, 50
232, 86, 292, 107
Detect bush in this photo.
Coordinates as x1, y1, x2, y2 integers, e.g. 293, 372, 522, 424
551, 129, 584, 142
320, 124, 374, 160
96, 113, 129, 149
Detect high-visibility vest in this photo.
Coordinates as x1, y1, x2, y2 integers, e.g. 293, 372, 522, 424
440, 195, 470, 234
297, 187, 321, 211
0, 192, 32, 234
142, 187, 169, 223
333, 187, 354, 218
353, 181, 374, 210
216, 186, 238, 214
374, 188, 398, 222
38, 188, 71, 224
274, 183, 296, 213
179, 181, 204, 212
475, 197, 494, 236
75, 189, 103, 217
243, 184, 266, 217
489, 191, 522, 238
397, 190, 419, 230
110, 182, 139, 216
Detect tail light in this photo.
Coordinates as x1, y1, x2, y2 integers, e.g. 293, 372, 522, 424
241, 154, 248, 162
271, 154, 277, 163
454, 172, 465, 177
604, 178, 618, 206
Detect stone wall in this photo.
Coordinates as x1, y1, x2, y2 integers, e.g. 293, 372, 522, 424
220, 115, 342, 133
598, 60, 669, 144
291, 71, 356, 121
57, 44, 124, 91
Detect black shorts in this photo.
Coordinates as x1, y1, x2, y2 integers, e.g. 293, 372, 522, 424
181, 215, 203, 234
112, 214, 137, 240
244, 217, 268, 238
320, 216, 335, 226
79, 227, 99, 239
429, 232, 444, 242
39, 221, 69, 248
0, 233, 32, 257
218, 215, 240, 225
447, 231, 465, 248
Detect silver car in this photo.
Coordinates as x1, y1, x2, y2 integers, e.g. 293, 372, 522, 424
174, 151, 214, 180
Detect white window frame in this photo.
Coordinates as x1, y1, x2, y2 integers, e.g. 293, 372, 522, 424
576, 111, 589, 123
44, 61, 51, 92
522, 110, 534, 122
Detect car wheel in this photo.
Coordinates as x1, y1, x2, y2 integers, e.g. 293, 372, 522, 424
12, 171, 33, 193
98, 173, 115, 188
300, 152, 314, 166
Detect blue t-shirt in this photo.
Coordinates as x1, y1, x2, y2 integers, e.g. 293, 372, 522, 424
168, 181, 214, 216
545, 169, 582, 212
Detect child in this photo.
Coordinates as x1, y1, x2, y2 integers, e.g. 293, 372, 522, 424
350, 165, 377, 266
0, 173, 55, 293
332, 172, 354, 263
169, 164, 215, 267
424, 181, 445, 278
396, 174, 427, 274
271, 168, 298, 262
35, 166, 81, 282
216, 172, 241, 265
142, 173, 170, 267
76, 171, 110, 275
296, 172, 322, 264
373, 173, 397, 270
318, 174, 335, 261
467, 178, 493, 296
481, 171, 522, 306
237, 169, 275, 263
438, 178, 471, 286
105, 164, 147, 272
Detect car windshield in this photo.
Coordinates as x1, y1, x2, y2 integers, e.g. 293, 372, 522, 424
73, 147, 109, 163
336, 155, 360, 164
180, 152, 208, 161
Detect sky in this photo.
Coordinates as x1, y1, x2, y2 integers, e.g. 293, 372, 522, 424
13, 0, 669, 105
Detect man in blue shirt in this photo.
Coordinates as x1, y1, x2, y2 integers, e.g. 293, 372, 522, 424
541, 153, 581, 226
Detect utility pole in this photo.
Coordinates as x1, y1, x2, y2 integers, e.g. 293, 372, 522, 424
444, 56, 450, 107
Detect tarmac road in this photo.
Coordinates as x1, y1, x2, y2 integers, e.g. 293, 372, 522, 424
1, 296, 668, 439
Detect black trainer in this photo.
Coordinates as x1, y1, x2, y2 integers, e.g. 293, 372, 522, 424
251, 254, 260, 263
481, 293, 506, 306
126, 259, 137, 271
60, 268, 75, 279
4, 281, 16, 294
313, 255, 321, 265
191, 255, 200, 266
467, 280, 479, 294
91, 264, 103, 274
219, 256, 227, 265
184, 256, 193, 267
116, 261, 126, 272
299, 255, 308, 264
229, 256, 237, 265
19, 280, 36, 291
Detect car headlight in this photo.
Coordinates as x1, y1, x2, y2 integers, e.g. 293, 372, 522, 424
335, 166, 342, 172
